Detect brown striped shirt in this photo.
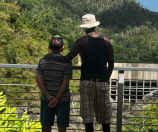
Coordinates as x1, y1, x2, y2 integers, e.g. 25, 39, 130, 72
35, 53, 72, 102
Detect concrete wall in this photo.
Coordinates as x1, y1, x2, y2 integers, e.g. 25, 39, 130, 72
111, 63, 158, 80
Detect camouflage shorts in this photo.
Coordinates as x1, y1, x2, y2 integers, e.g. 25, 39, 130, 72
79, 80, 112, 124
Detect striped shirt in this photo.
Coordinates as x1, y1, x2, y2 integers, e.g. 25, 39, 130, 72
35, 53, 72, 102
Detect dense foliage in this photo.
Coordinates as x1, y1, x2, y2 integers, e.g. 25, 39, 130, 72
98, 0, 158, 32
113, 26, 158, 63
0, 92, 41, 131
123, 101, 158, 131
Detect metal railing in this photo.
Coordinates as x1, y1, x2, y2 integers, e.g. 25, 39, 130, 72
0, 64, 158, 132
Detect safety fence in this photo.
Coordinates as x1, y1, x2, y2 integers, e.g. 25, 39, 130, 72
0, 64, 158, 132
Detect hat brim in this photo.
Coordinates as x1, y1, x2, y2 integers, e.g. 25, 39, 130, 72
80, 21, 100, 28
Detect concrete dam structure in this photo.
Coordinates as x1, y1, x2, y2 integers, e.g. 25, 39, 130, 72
110, 63, 158, 102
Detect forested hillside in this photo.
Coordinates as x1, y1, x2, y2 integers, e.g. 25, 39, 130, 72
98, 0, 158, 32
1, 0, 158, 63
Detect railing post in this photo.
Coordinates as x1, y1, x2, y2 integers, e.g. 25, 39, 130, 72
117, 70, 124, 132
49, 126, 52, 132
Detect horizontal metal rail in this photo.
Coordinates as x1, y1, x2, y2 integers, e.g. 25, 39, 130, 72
1, 116, 158, 120
0, 127, 41, 129
122, 109, 158, 111
122, 102, 158, 104
122, 124, 158, 126
123, 117, 158, 119
1, 63, 158, 71
2, 94, 156, 98
2, 99, 117, 103
0, 120, 117, 125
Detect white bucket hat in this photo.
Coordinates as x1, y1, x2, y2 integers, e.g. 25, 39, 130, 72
80, 14, 100, 28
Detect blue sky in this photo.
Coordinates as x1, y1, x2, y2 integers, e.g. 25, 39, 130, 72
136, 0, 158, 12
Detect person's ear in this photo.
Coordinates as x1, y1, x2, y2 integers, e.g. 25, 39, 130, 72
49, 45, 52, 51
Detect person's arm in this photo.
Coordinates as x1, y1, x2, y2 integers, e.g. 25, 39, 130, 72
35, 59, 55, 101
107, 42, 114, 80
36, 75, 55, 101
49, 61, 73, 107
48, 78, 69, 107
44, 39, 81, 63
55, 79, 69, 101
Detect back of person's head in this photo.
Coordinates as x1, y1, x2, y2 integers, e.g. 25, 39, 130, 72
49, 35, 64, 49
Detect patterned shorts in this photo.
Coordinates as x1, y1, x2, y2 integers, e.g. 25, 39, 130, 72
79, 80, 112, 124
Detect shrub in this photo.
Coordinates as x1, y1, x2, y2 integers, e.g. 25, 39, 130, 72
0, 92, 41, 131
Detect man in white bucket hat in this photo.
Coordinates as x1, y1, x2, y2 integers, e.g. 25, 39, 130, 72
45, 14, 114, 132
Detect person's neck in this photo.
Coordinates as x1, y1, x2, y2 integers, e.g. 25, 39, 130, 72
86, 31, 96, 35
51, 51, 60, 54
86, 31, 100, 37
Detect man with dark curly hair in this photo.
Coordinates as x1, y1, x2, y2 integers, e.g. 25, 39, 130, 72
36, 35, 72, 132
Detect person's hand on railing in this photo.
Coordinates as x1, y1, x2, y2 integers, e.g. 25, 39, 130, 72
48, 98, 58, 107
43, 53, 53, 60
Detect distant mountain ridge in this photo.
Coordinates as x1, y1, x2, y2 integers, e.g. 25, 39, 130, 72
3, 0, 158, 32
98, 0, 158, 32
